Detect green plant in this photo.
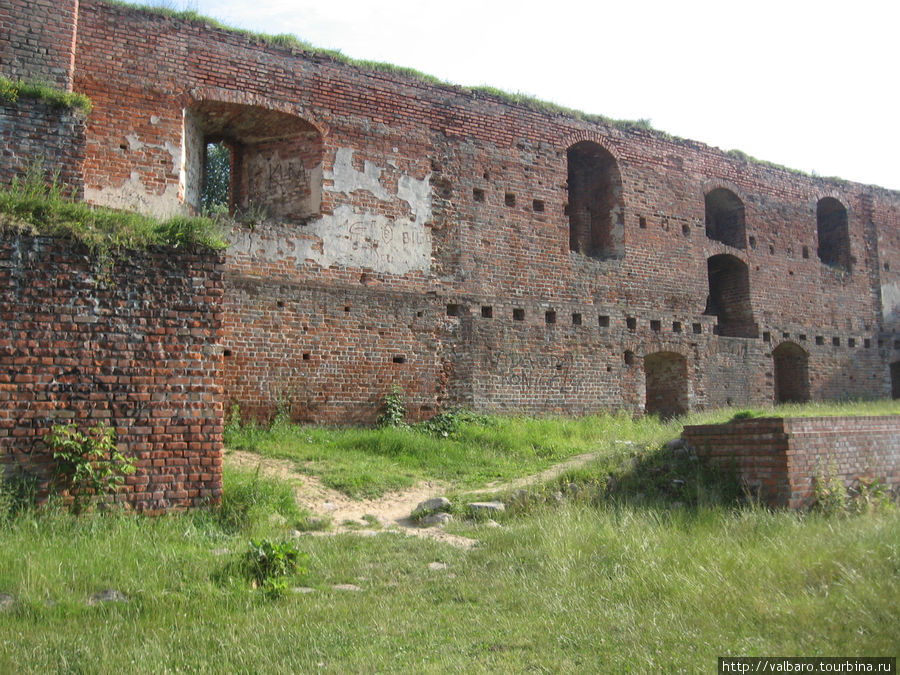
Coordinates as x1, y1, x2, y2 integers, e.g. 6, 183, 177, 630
244, 538, 307, 598
813, 459, 849, 516
376, 385, 407, 428
0, 75, 93, 115
45, 422, 136, 514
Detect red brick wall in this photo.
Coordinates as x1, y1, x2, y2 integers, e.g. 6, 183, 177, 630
683, 416, 900, 508
2, 1, 899, 422
0, 99, 86, 196
0, 0, 78, 90
0, 235, 224, 512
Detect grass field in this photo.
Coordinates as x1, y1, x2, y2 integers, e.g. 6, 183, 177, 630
1, 401, 898, 672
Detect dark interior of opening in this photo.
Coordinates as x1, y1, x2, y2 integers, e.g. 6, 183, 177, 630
816, 197, 851, 270
891, 361, 900, 399
567, 141, 623, 259
644, 351, 688, 419
705, 188, 746, 249
703, 254, 757, 338
773, 342, 810, 403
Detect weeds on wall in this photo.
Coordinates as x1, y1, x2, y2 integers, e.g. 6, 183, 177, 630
44, 422, 136, 514
0, 163, 228, 254
0, 75, 93, 115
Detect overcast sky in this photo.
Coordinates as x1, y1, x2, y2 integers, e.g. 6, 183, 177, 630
142, 0, 898, 190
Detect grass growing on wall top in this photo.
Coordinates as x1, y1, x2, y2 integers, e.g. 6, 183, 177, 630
0, 164, 227, 254
0, 75, 93, 116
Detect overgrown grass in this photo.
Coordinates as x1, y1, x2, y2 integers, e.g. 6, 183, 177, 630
0, 164, 227, 253
226, 400, 900, 498
0, 491, 896, 671
0, 75, 93, 115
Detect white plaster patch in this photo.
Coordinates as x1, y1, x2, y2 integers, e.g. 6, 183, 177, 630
86, 172, 184, 219
327, 148, 390, 201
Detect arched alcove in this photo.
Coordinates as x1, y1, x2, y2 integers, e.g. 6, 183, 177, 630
816, 197, 851, 270
773, 342, 810, 403
705, 188, 746, 249
567, 141, 623, 259
703, 254, 757, 338
185, 101, 323, 222
644, 351, 688, 419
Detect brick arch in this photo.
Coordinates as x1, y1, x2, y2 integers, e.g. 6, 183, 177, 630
815, 196, 851, 270
558, 131, 622, 159
180, 87, 329, 137
181, 92, 325, 222
773, 341, 810, 403
644, 351, 688, 419
703, 253, 758, 338
565, 139, 624, 260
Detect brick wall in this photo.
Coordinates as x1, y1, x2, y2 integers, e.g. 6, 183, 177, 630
0, 0, 79, 90
0, 99, 86, 196
1, 0, 898, 423
683, 416, 900, 508
0, 235, 224, 513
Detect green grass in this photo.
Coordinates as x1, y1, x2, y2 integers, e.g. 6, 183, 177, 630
0, 164, 227, 254
1, 495, 896, 671
0, 75, 93, 115
227, 400, 900, 498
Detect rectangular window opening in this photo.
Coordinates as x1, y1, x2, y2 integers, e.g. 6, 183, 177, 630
626, 317, 637, 331
650, 320, 661, 332
532, 199, 545, 213
392, 355, 406, 364
692, 323, 702, 334
545, 310, 557, 324
481, 305, 493, 318
473, 188, 485, 202
572, 313, 582, 325
513, 308, 525, 321
446, 304, 460, 317
673, 321, 682, 333
505, 192, 516, 207
598, 315, 610, 328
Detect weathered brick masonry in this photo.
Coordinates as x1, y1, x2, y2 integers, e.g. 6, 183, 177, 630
683, 416, 900, 508
2, 0, 899, 426
0, 235, 224, 512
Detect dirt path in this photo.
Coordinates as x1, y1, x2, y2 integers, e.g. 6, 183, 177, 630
226, 448, 608, 548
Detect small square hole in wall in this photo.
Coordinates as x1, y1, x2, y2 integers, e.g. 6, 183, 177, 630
650, 320, 661, 332
446, 303, 460, 317
799, 334, 807, 341
505, 192, 516, 207
572, 312, 582, 325
848, 337, 856, 348
864, 338, 871, 348
481, 305, 493, 318
802, 246, 810, 259
884, 262, 891, 271
223, 349, 233, 357
532, 199, 545, 213
624, 350, 636, 366
545, 310, 556, 324
682, 224, 690, 237
302, 352, 310, 361
692, 323, 702, 334
769, 244, 775, 254
832, 337, 840, 347
782, 332, 790, 339
392, 355, 406, 364
598, 315, 610, 328
473, 188, 485, 202
749, 236, 757, 249
513, 308, 525, 321
344, 305, 351, 312
626, 317, 637, 331
639, 216, 647, 229
762, 331, 771, 343
673, 321, 682, 333
277, 300, 284, 308
816, 336, 825, 345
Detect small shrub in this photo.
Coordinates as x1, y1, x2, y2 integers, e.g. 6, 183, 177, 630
377, 386, 407, 428
244, 538, 308, 598
45, 422, 135, 514
813, 459, 849, 516
217, 466, 302, 533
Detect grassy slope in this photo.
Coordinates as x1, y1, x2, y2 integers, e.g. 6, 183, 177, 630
1, 402, 898, 671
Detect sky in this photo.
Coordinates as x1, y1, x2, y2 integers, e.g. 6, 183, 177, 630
145, 0, 898, 190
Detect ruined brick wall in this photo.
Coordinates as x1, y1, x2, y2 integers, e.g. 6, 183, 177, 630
683, 416, 900, 508
0, 0, 78, 90
0, 99, 86, 196
3, 0, 899, 423
0, 235, 224, 512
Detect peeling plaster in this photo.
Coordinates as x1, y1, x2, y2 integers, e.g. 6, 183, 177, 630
230, 148, 433, 275
86, 171, 184, 219
882, 282, 900, 325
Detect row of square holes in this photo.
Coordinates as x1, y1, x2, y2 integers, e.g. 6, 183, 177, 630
448, 304, 704, 333
473, 188, 545, 213
448, 304, 897, 349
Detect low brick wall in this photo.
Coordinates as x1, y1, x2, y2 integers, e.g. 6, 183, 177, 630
683, 416, 900, 508
0, 234, 224, 513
